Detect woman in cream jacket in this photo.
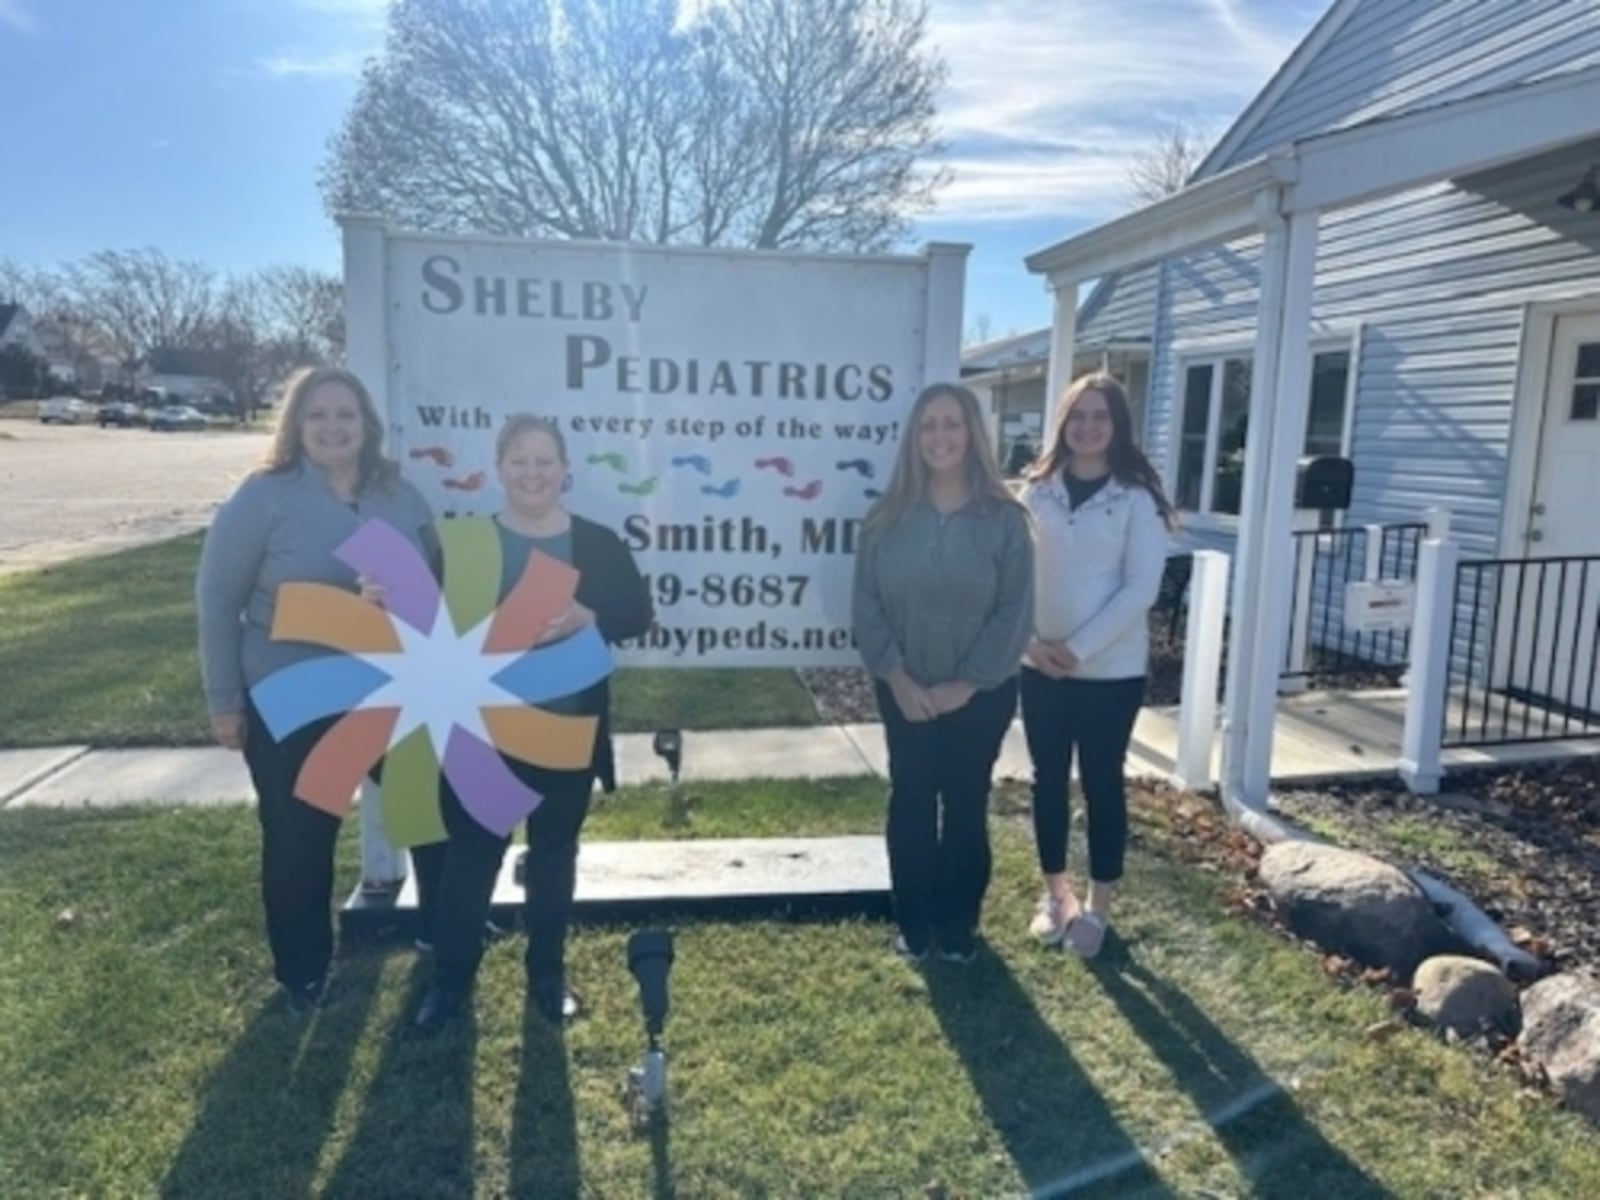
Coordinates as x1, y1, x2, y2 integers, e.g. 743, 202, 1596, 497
1018, 372, 1177, 957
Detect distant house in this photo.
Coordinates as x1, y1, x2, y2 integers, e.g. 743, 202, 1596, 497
960, 314, 1152, 464
1025, 0, 1600, 797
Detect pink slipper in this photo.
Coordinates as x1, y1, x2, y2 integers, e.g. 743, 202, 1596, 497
1065, 911, 1108, 959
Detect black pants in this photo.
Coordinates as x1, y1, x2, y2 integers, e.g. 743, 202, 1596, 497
242, 704, 343, 990
875, 677, 1018, 950
412, 764, 594, 990
1020, 669, 1145, 883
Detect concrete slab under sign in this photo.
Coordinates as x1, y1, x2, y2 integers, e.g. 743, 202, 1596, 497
342, 834, 892, 935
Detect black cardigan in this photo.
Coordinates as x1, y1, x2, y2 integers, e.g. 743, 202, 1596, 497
567, 513, 655, 790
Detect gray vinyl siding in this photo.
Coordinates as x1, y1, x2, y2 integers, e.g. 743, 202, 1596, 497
1224, 0, 1600, 169
1077, 264, 1159, 347
1149, 134, 1600, 581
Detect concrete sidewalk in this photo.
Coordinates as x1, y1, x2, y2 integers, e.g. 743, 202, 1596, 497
0, 717, 1169, 811
6, 692, 1594, 811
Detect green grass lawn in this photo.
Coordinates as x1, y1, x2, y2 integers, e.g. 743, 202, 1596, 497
0, 536, 819, 747
3, 780, 1597, 1198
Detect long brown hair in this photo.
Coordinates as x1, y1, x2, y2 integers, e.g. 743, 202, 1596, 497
262, 366, 398, 491
863, 382, 1019, 537
1027, 371, 1177, 530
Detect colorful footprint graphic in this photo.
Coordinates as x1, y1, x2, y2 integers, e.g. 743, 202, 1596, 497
755, 455, 795, 477
672, 454, 713, 475
588, 452, 628, 473
410, 445, 455, 468
835, 457, 875, 478
702, 479, 741, 498
618, 476, 659, 496
783, 480, 823, 501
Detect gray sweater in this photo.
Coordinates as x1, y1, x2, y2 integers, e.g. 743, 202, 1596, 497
195, 464, 434, 715
851, 497, 1034, 691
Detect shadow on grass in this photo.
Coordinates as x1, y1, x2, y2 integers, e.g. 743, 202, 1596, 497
509, 1000, 581, 1196
319, 956, 478, 1198
925, 949, 1179, 1199
160, 950, 387, 1199
1090, 935, 1392, 1198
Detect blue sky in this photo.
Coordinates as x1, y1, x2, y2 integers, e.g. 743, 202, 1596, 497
0, 0, 1327, 338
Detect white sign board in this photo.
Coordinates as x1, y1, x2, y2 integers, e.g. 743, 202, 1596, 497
1344, 579, 1416, 633
343, 220, 967, 667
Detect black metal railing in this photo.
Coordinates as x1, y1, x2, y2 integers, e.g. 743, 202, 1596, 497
1443, 555, 1600, 748
1281, 522, 1427, 683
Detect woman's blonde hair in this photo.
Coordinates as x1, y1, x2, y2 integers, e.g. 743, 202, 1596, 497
262, 366, 397, 490
863, 382, 1018, 536
1027, 371, 1178, 530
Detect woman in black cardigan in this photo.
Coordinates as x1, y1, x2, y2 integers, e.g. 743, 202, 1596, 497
411, 414, 652, 1033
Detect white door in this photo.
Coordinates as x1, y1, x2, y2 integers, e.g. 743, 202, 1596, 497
1511, 313, 1600, 716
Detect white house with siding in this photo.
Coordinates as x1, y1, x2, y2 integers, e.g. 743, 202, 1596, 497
1027, 0, 1600, 803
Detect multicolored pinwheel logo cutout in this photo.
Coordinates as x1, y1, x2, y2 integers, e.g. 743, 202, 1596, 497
250, 518, 611, 846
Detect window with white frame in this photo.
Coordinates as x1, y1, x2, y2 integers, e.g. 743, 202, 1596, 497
1174, 347, 1352, 517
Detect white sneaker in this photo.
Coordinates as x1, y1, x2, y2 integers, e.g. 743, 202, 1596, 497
1028, 892, 1071, 945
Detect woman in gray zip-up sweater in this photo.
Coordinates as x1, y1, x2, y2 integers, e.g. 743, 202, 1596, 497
852, 382, 1033, 964
196, 366, 433, 1012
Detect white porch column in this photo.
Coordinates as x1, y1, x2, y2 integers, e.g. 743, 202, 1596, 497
1220, 192, 1291, 799
1239, 208, 1321, 805
1399, 537, 1458, 795
341, 214, 409, 891
1043, 278, 1079, 433
1172, 549, 1230, 790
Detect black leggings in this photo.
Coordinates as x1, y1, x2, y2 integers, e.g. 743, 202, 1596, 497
242, 704, 342, 989
876, 677, 1018, 947
1020, 669, 1144, 883
412, 764, 594, 989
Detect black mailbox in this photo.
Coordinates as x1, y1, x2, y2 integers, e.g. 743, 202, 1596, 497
1295, 455, 1353, 511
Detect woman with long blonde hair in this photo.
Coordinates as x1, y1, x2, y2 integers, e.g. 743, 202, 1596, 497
1019, 372, 1175, 958
852, 382, 1033, 963
196, 366, 433, 1013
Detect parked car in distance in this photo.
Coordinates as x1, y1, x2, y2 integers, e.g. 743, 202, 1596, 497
149, 404, 208, 432
38, 397, 90, 424
97, 401, 147, 428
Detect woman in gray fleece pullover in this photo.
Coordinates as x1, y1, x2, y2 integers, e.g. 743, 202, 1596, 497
195, 367, 432, 1012
851, 382, 1033, 964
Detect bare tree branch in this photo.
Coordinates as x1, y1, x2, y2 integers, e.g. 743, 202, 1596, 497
1125, 122, 1214, 206
320, 0, 946, 253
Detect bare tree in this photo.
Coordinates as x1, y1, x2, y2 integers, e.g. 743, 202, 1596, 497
65, 249, 218, 378
0, 258, 64, 311
1125, 122, 1214, 205
254, 266, 344, 367
321, 0, 945, 252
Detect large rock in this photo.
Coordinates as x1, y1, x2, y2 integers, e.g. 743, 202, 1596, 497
1519, 973, 1600, 1125
1258, 841, 1454, 974
1413, 955, 1519, 1035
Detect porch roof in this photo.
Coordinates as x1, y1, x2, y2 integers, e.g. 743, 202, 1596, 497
1025, 64, 1600, 284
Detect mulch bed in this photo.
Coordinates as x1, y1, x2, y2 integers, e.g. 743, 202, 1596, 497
1269, 760, 1600, 976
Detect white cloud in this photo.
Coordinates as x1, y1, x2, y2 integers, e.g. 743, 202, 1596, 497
0, 0, 37, 34
257, 49, 371, 78
925, 0, 1318, 224
289, 0, 389, 26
